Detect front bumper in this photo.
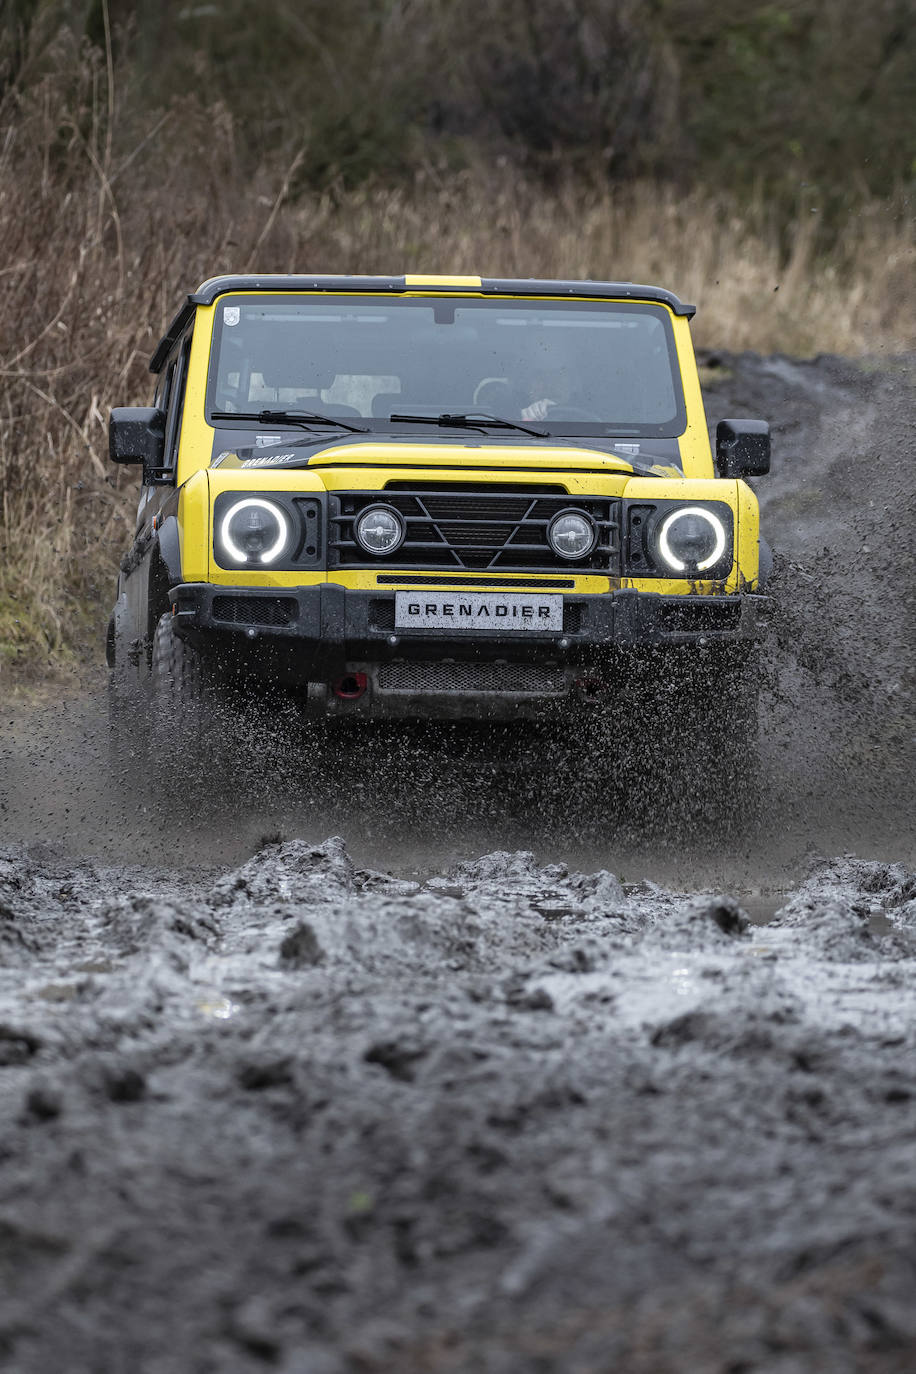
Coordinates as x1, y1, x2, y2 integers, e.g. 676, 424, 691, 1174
171, 581, 767, 685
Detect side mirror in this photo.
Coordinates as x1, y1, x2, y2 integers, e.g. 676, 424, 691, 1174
109, 407, 168, 483
715, 418, 770, 478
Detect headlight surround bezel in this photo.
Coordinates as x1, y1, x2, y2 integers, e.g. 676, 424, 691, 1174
354, 504, 406, 557
625, 499, 734, 580
212, 491, 323, 571
546, 508, 598, 561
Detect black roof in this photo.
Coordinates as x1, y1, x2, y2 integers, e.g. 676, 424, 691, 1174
150, 274, 696, 372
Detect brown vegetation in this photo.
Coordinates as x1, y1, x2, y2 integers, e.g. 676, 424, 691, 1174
0, 20, 913, 685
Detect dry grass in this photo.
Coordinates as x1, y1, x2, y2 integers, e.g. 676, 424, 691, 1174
0, 76, 913, 686
292, 173, 914, 357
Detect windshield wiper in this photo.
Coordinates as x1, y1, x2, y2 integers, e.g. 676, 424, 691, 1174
389, 411, 548, 438
211, 409, 368, 434
258, 408, 369, 433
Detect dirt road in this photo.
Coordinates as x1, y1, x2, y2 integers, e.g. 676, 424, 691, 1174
0, 352, 913, 1372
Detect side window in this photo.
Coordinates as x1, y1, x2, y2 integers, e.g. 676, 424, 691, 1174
162, 330, 193, 476
154, 366, 172, 412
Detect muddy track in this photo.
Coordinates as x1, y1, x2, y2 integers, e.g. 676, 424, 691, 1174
0, 351, 914, 1372
2, 841, 916, 1373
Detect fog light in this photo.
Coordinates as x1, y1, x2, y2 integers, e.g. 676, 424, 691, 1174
547, 510, 597, 560
355, 505, 404, 555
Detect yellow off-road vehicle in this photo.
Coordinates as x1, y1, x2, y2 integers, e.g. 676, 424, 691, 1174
107, 275, 770, 808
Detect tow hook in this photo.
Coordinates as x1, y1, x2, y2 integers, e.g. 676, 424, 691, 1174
332, 672, 368, 700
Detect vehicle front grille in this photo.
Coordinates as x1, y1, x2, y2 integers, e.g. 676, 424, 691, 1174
375, 660, 569, 695
330, 488, 620, 573
212, 595, 298, 627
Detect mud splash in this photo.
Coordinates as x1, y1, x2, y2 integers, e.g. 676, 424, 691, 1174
1, 352, 913, 877
704, 349, 915, 861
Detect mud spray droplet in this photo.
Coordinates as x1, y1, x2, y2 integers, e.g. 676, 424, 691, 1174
196, 995, 239, 1020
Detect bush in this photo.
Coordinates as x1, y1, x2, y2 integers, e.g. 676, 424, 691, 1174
3, 1, 913, 205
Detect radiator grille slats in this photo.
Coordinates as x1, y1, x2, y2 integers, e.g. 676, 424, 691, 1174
421, 495, 535, 522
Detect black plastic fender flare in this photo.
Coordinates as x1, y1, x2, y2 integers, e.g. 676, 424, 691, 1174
157, 515, 182, 585
758, 537, 774, 589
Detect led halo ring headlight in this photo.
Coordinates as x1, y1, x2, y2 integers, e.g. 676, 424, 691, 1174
547, 509, 598, 561
355, 504, 405, 556
219, 497, 290, 564
657, 505, 727, 573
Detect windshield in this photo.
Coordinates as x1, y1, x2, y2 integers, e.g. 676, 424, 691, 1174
206, 293, 686, 443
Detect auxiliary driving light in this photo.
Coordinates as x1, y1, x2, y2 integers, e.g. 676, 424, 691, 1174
219, 498, 289, 564
355, 505, 405, 555
657, 506, 726, 573
547, 510, 597, 560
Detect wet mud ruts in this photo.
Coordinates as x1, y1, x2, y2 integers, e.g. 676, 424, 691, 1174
2, 839, 916, 1372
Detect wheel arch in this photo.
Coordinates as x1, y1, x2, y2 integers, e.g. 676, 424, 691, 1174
146, 513, 182, 642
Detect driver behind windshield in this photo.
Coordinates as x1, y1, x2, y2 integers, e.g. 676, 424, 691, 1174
519, 365, 575, 422
472, 365, 577, 424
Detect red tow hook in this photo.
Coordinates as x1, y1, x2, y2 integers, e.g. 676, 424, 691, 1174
332, 672, 368, 700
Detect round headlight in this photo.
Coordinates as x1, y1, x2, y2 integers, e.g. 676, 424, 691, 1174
219, 498, 289, 564
548, 510, 597, 561
355, 505, 404, 555
657, 506, 727, 573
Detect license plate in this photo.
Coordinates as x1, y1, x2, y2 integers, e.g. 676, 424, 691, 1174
394, 591, 563, 632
